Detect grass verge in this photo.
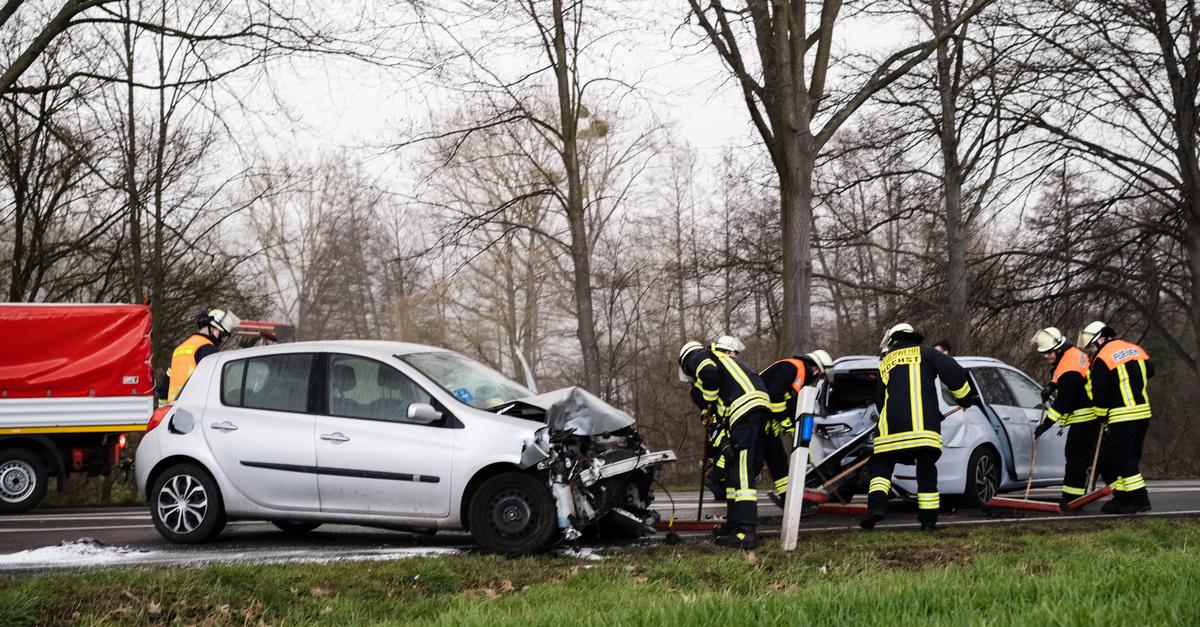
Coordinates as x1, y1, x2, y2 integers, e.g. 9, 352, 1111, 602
3, 518, 1199, 626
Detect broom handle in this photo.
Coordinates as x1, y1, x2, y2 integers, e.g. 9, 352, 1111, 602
1024, 436, 1041, 499
1085, 422, 1105, 494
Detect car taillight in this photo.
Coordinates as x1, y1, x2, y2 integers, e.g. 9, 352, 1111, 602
118, 433, 127, 448
146, 406, 171, 432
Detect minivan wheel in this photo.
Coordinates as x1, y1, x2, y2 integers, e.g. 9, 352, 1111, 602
0, 448, 48, 514
467, 472, 556, 556
961, 447, 1000, 509
151, 463, 226, 543
272, 520, 322, 534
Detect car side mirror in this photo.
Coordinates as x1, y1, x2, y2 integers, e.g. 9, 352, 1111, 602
407, 403, 443, 425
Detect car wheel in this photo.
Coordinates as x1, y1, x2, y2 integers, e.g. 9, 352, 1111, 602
272, 520, 322, 534
0, 448, 48, 514
467, 472, 556, 556
151, 463, 226, 543
961, 447, 1000, 509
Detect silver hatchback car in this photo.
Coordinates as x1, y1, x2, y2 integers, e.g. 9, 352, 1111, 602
135, 341, 675, 555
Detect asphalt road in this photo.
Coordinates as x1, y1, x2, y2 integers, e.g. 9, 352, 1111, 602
2, 479, 1198, 573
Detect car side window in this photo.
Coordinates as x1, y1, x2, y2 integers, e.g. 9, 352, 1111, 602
241, 354, 313, 413
998, 368, 1043, 409
969, 367, 1016, 407
221, 359, 245, 406
327, 354, 434, 424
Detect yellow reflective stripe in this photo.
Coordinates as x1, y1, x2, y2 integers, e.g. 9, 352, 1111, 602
767, 400, 789, 413
0, 423, 147, 435
1123, 474, 1146, 490
874, 432, 943, 453
1062, 485, 1086, 496
715, 456, 725, 469
1117, 363, 1136, 408
739, 450, 749, 490
869, 477, 892, 493
1047, 406, 1064, 423
1060, 408, 1097, 425
734, 489, 757, 502
727, 391, 770, 423
774, 476, 789, 492
725, 487, 734, 499
1138, 360, 1148, 401
1107, 405, 1151, 423
172, 345, 197, 357
1111, 476, 1127, 490
948, 381, 971, 399
878, 405, 889, 437
917, 492, 940, 510
718, 354, 756, 396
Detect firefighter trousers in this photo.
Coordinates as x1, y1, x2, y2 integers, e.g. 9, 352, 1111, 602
1100, 420, 1150, 505
867, 446, 941, 524
760, 423, 790, 497
724, 409, 765, 531
1061, 420, 1102, 501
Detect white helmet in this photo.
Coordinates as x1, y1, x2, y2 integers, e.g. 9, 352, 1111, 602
804, 349, 834, 375
1077, 321, 1109, 348
713, 335, 745, 353
879, 323, 914, 353
679, 340, 704, 365
1031, 327, 1067, 353
206, 308, 241, 335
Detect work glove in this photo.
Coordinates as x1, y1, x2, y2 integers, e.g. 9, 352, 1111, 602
1040, 384, 1054, 404
779, 415, 795, 434
1034, 417, 1055, 439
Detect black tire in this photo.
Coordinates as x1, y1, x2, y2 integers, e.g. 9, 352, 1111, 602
272, 520, 323, 534
0, 448, 48, 514
467, 472, 556, 556
961, 447, 1001, 509
150, 463, 226, 543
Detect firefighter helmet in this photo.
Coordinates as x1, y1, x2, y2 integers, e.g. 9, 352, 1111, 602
678, 340, 704, 366
713, 335, 745, 353
804, 349, 834, 374
879, 323, 914, 353
1031, 327, 1067, 353
204, 308, 241, 335
1077, 321, 1111, 348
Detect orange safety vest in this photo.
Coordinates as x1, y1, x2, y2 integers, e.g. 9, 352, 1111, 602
763, 358, 808, 416
166, 334, 214, 403
1049, 346, 1094, 424
1095, 339, 1151, 423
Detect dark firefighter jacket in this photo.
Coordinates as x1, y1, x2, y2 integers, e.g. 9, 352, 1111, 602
874, 342, 973, 454
760, 357, 811, 433
1091, 339, 1154, 424
683, 345, 770, 426
1047, 345, 1095, 425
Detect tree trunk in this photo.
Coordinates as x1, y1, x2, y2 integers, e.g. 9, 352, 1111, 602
551, 0, 601, 393
123, 0, 144, 302
933, 0, 969, 352
780, 146, 814, 354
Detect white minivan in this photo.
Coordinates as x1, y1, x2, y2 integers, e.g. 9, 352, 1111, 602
136, 341, 675, 555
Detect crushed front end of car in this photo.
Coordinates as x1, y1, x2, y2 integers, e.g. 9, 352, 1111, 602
500, 387, 676, 541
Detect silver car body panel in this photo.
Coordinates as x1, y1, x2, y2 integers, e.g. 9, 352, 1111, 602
816, 355, 1068, 497
136, 340, 673, 532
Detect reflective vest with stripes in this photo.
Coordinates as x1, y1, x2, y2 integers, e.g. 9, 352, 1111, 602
692, 346, 770, 426
166, 334, 214, 403
1048, 346, 1095, 425
1093, 340, 1152, 423
876, 344, 972, 454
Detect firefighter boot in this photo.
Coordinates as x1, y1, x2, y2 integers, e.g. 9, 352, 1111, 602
918, 509, 938, 532
714, 527, 758, 550
1128, 488, 1152, 513
1101, 490, 1127, 514
1058, 496, 1072, 514
711, 518, 735, 538
859, 491, 887, 530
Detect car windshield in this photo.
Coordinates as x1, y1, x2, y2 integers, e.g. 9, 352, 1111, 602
400, 351, 532, 409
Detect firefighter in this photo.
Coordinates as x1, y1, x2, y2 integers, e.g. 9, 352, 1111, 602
1078, 321, 1154, 514
165, 308, 240, 403
759, 350, 834, 506
679, 335, 770, 549
1030, 327, 1100, 512
861, 323, 977, 532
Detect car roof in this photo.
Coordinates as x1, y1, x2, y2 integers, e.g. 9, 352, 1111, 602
831, 354, 1013, 373
216, 339, 451, 361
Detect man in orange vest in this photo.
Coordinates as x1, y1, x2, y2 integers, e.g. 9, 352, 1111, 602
1078, 321, 1154, 514
759, 350, 833, 506
1031, 327, 1100, 512
165, 308, 240, 403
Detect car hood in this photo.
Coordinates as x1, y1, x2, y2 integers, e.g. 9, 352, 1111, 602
508, 386, 636, 435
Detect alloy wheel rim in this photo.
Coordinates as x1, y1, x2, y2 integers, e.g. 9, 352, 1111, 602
0, 460, 36, 503
976, 455, 997, 502
157, 474, 208, 534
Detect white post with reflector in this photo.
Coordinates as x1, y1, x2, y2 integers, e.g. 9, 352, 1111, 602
781, 387, 819, 551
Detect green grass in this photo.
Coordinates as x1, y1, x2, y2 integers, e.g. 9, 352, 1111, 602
3, 518, 1200, 626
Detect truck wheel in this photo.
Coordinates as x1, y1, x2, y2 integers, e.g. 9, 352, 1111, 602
151, 463, 226, 543
0, 448, 48, 514
467, 472, 556, 556
961, 447, 1000, 509
272, 520, 322, 534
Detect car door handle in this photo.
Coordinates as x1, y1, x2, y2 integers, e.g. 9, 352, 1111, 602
210, 421, 238, 432
320, 432, 350, 443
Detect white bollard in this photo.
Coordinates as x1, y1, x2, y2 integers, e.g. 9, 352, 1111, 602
781, 387, 818, 552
